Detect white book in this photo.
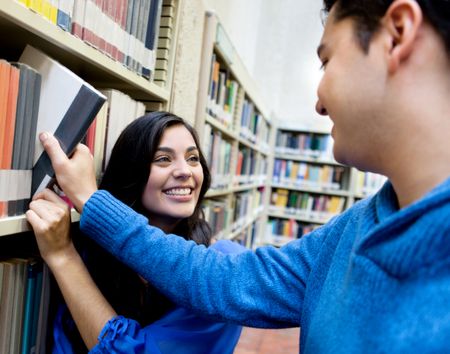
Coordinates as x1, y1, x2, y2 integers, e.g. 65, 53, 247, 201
19, 45, 106, 196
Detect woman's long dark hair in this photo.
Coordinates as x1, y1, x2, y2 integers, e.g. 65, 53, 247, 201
63, 112, 212, 351
100, 111, 212, 243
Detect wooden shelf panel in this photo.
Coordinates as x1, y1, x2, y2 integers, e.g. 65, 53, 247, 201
0, 209, 80, 237
0, 0, 169, 102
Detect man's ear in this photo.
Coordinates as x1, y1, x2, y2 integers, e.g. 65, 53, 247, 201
383, 0, 423, 73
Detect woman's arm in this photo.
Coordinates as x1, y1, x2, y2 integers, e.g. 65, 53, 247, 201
26, 189, 116, 349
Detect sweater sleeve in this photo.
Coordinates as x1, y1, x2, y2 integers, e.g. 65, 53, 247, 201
89, 316, 151, 354
80, 190, 326, 328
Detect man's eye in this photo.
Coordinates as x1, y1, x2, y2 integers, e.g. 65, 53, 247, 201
320, 59, 328, 70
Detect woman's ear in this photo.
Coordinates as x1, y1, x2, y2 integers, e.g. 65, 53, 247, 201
383, 0, 423, 73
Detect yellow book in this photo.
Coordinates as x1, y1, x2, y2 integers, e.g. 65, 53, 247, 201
48, 0, 58, 24
41, 0, 51, 19
275, 189, 289, 207
29, 0, 43, 15
17, 0, 29, 7
290, 162, 299, 182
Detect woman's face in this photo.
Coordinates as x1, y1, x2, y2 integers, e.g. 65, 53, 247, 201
141, 124, 204, 231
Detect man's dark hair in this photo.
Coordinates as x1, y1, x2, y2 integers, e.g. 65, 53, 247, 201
323, 0, 450, 53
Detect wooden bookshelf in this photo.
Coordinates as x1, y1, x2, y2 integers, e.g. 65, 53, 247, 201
0, 0, 171, 101
0, 0, 182, 236
0, 210, 80, 238
196, 12, 272, 249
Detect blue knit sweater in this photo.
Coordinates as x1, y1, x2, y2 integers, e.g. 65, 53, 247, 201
80, 177, 450, 353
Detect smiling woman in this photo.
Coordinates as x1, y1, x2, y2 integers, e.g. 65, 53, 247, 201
29, 112, 245, 353
101, 113, 211, 241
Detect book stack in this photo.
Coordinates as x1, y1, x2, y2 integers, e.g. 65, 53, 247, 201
264, 218, 319, 247
83, 89, 146, 180
202, 123, 233, 191
239, 98, 270, 149
0, 60, 40, 217
202, 198, 229, 239
269, 188, 346, 223
206, 54, 240, 129
354, 171, 387, 198
16, 0, 164, 80
275, 130, 334, 158
272, 159, 348, 191
0, 259, 50, 354
0, 45, 106, 218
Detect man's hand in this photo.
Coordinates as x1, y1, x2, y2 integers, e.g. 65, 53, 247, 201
39, 132, 97, 213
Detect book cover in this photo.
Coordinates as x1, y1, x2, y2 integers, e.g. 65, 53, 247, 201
19, 45, 106, 197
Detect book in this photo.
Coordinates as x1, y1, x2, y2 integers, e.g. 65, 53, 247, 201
6, 63, 41, 217
0, 260, 16, 353
18, 45, 106, 197
143, 0, 163, 79
9, 259, 27, 354
20, 260, 42, 354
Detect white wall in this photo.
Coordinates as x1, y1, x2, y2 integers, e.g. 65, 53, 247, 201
204, 0, 332, 131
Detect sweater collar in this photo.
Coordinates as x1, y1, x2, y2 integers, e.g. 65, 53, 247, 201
357, 176, 450, 279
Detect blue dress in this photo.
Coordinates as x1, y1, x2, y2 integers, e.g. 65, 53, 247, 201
52, 240, 244, 354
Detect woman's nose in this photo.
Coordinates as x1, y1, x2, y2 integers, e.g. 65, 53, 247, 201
173, 161, 193, 179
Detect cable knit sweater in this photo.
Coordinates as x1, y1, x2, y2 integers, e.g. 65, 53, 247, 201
80, 177, 450, 353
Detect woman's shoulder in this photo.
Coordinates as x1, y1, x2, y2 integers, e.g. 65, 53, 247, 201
210, 239, 247, 254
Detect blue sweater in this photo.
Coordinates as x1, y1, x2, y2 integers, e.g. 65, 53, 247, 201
80, 177, 450, 353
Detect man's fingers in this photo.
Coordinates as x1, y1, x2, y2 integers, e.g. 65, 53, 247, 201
39, 132, 68, 169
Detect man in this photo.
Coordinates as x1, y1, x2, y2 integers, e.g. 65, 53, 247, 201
28, 0, 450, 352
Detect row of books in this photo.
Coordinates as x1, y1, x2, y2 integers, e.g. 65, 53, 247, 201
202, 123, 233, 190
270, 188, 346, 220
0, 45, 106, 218
235, 147, 255, 181
235, 220, 261, 249
272, 159, 348, 191
203, 198, 229, 239
206, 54, 240, 129
266, 218, 319, 240
239, 98, 270, 149
275, 130, 333, 158
0, 259, 49, 354
354, 171, 387, 197
230, 189, 264, 232
17, 0, 164, 79
235, 149, 268, 186
84, 88, 146, 180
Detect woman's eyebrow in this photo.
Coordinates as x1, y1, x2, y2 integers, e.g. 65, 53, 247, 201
156, 147, 174, 153
186, 146, 199, 153
156, 146, 198, 153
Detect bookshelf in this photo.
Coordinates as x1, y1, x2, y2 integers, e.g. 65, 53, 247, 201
0, 1, 183, 352
261, 125, 387, 247
0, 0, 181, 237
195, 12, 272, 249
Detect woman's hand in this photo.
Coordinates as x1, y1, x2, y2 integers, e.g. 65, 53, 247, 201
26, 188, 77, 268
27, 189, 117, 349
39, 132, 98, 213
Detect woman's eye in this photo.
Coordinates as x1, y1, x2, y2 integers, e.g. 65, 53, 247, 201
154, 156, 170, 163
187, 155, 200, 163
